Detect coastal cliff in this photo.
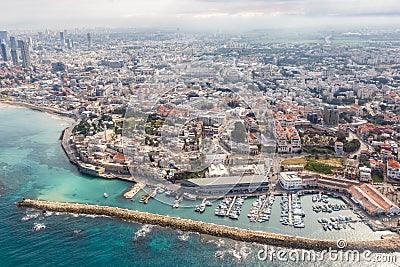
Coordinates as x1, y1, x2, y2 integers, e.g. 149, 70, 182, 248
17, 199, 400, 253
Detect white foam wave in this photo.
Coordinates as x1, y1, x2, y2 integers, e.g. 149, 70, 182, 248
177, 233, 190, 242
133, 224, 154, 241
21, 212, 40, 221
32, 223, 46, 231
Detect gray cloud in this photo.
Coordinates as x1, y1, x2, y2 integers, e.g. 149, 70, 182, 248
1, 0, 400, 30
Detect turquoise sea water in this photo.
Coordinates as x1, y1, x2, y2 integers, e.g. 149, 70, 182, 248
0, 106, 398, 267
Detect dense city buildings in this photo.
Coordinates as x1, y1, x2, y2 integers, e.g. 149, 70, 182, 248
1, 27, 400, 225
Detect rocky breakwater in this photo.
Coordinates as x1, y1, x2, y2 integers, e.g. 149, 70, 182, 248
17, 199, 400, 253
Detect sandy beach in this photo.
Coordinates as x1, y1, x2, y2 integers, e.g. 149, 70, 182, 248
0, 100, 75, 122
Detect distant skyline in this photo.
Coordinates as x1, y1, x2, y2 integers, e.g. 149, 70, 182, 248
2, 0, 400, 31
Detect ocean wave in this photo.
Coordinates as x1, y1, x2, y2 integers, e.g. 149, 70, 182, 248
239, 245, 252, 259
133, 224, 154, 241
32, 223, 46, 231
21, 212, 40, 221
206, 238, 225, 247
214, 248, 243, 262
177, 233, 190, 242
212, 241, 252, 262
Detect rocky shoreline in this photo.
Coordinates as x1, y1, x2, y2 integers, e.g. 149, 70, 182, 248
17, 199, 400, 253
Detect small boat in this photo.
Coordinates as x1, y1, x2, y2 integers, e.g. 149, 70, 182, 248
156, 187, 165, 194
205, 201, 212, 206
183, 192, 197, 201
199, 203, 206, 213
322, 225, 327, 231
229, 213, 239, 220
294, 223, 305, 228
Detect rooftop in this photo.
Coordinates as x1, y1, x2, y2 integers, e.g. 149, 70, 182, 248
183, 174, 267, 187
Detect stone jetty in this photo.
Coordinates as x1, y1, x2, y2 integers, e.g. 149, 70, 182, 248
17, 199, 400, 253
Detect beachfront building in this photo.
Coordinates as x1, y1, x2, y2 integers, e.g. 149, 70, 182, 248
348, 183, 400, 215
387, 160, 400, 180
298, 172, 399, 216
279, 172, 303, 190
180, 175, 269, 195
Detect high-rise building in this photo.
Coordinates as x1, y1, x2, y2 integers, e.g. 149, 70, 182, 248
0, 31, 8, 44
18, 40, 31, 68
66, 39, 73, 49
9, 36, 18, 66
323, 105, 339, 126
1, 43, 9, 61
87, 33, 92, 47
28, 37, 33, 47
59, 31, 65, 45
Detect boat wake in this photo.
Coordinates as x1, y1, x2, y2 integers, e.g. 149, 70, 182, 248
133, 224, 154, 241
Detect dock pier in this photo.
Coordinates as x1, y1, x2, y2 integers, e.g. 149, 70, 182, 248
123, 183, 145, 199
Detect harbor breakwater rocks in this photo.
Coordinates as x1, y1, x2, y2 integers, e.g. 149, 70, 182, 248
18, 199, 400, 253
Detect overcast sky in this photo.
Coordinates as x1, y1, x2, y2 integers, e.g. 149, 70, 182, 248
2, 0, 400, 31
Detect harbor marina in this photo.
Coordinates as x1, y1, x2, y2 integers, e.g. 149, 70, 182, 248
120, 186, 390, 240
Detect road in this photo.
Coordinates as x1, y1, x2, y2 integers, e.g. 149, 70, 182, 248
348, 129, 372, 159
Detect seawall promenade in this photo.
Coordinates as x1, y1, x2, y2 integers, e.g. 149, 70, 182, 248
17, 199, 400, 253
1, 100, 76, 119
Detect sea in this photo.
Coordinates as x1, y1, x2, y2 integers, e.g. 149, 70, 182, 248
0, 105, 398, 267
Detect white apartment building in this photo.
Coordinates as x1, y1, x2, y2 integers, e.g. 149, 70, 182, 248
279, 172, 303, 190
387, 160, 400, 180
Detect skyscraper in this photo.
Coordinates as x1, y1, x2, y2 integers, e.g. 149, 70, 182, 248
87, 33, 92, 47
28, 37, 33, 47
1, 43, 9, 61
9, 36, 18, 66
0, 31, 8, 44
18, 40, 31, 68
66, 39, 73, 49
60, 31, 65, 46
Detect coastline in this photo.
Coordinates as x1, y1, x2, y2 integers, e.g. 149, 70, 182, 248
0, 100, 76, 122
0, 101, 134, 182
4, 101, 400, 253
18, 199, 400, 253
